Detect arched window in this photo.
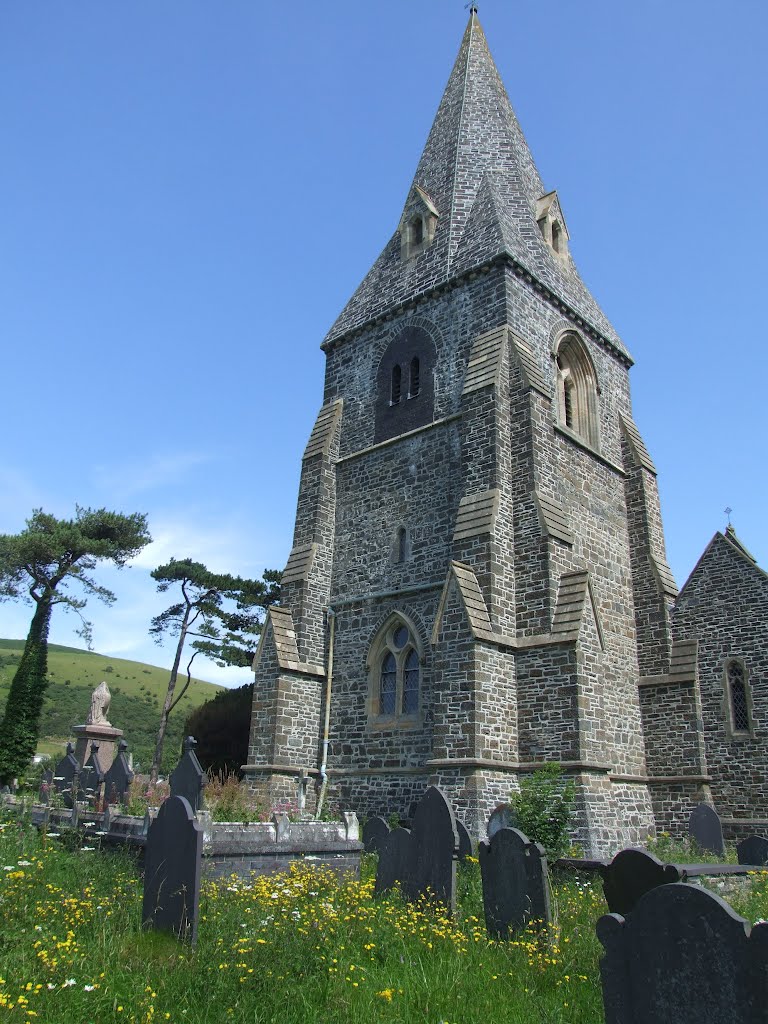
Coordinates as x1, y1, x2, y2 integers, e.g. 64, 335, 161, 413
375, 326, 436, 443
410, 216, 424, 248
368, 615, 423, 722
409, 357, 420, 398
555, 332, 599, 449
391, 364, 402, 405
726, 659, 752, 734
551, 220, 564, 254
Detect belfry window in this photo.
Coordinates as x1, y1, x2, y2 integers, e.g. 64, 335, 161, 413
555, 332, 599, 449
726, 659, 752, 734
369, 616, 423, 722
409, 357, 420, 398
391, 365, 402, 405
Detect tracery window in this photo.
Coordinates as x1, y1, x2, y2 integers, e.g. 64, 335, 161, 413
369, 616, 422, 722
555, 332, 599, 449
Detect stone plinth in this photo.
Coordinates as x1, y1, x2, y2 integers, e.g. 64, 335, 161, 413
72, 724, 124, 772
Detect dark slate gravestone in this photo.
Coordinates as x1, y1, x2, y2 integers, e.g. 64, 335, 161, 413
456, 819, 473, 861
78, 743, 105, 806
374, 827, 412, 896
408, 786, 459, 909
689, 803, 725, 857
374, 787, 459, 910
487, 803, 515, 840
479, 827, 551, 938
170, 737, 206, 814
38, 768, 53, 805
363, 815, 390, 854
53, 743, 80, 809
142, 795, 203, 943
104, 739, 134, 806
597, 882, 768, 1024
737, 835, 768, 867
599, 848, 681, 916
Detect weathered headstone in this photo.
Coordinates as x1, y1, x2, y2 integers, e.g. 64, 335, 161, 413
38, 768, 53, 805
456, 818, 473, 861
142, 795, 203, 943
408, 786, 459, 908
374, 827, 412, 896
78, 742, 104, 806
103, 739, 134, 805
363, 815, 390, 854
479, 827, 551, 938
600, 848, 681, 916
689, 803, 725, 857
169, 737, 206, 813
53, 743, 80, 809
737, 835, 768, 867
374, 787, 458, 909
597, 882, 768, 1024
487, 803, 515, 839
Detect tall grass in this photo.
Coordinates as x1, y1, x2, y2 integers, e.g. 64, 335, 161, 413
2, 814, 768, 1024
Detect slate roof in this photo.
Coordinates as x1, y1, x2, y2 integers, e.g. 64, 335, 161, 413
324, 11, 628, 361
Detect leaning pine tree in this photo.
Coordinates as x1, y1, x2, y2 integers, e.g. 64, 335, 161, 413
0, 507, 151, 784
148, 558, 280, 782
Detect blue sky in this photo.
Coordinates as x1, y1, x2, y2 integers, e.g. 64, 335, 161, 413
2, 1, 766, 686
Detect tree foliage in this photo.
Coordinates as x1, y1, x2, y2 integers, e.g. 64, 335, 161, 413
147, 558, 280, 781
185, 682, 254, 776
0, 507, 151, 783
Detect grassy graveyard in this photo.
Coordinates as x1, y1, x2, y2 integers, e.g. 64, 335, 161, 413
0, 640, 224, 771
2, 815, 768, 1024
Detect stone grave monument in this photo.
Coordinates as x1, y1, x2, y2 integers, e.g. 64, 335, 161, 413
487, 803, 515, 840
52, 742, 80, 808
479, 827, 551, 938
689, 802, 725, 857
142, 795, 203, 943
170, 736, 206, 813
374, 786, 458, 910
597, 883, 768, 1023
72, 681, 124, 771
599, 848, 681, 916
362, 815, 390, 854
456, 819, 473, 861
103, 739, 134, 805
737, 835, 768, 867
77, 742, 104, 807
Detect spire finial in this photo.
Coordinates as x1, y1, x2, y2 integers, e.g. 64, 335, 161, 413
725, 506, 733, 528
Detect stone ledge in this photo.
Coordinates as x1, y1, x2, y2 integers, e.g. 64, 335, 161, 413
554, 424, 626, 476
335, 412, 462, 465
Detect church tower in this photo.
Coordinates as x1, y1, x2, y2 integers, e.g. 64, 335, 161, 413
243, 9, 697, 855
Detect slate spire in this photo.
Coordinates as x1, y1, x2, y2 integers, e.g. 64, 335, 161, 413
325, 10, 626, 358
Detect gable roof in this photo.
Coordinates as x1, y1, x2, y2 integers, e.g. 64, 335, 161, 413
324, 11, 628, 361
677, 527, 767, 602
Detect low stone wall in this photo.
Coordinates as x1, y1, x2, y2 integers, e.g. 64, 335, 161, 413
24, 803, 364, 880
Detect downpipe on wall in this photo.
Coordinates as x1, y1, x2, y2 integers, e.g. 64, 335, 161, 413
315, 606, 336, 818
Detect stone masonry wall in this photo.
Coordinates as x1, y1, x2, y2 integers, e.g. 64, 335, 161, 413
674, 533, 768, 823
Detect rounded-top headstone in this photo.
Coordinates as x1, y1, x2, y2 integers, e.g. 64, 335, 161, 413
487, 803, 515, 839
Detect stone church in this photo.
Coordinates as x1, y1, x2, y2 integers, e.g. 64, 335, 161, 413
243, 10, 765, 856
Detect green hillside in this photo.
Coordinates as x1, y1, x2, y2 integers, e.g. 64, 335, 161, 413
0, 639, 227, 773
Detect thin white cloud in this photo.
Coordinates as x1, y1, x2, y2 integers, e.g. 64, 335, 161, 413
91, 451, 216, 499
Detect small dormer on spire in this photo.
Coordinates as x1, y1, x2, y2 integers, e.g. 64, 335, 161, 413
399, 185, 439, 261
536, 190, 570, 259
